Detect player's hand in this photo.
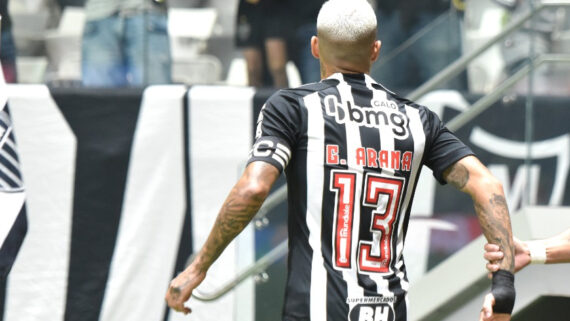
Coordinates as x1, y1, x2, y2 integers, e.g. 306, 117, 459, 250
479, 293, 511, 321
165, 266, 206, 314
484, 237, 531, 278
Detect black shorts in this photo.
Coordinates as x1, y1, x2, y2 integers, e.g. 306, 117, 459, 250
235, 0, 291, 48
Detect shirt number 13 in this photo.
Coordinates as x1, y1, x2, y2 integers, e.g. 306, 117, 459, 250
330, 170, 404, 274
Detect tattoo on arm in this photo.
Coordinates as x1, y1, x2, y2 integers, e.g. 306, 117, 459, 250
193, 163, 279, 272
196, 187, 266, 271
445, 157, 515, 272
445, 162, 469, 190
474, 193, 515, 272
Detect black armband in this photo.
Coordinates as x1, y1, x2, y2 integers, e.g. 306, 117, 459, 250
491, 270, 516, 314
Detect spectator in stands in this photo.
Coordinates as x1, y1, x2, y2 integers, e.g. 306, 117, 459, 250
235, 0, 289, 88
494, 0, 551, 75
494, 0, 570, 95
1, 0, 18, 83
288, 0, 324, 84
81, 0, 171, 87
372, 0, 465, 91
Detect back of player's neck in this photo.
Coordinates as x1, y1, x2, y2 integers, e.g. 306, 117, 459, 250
321, 63, 369, 79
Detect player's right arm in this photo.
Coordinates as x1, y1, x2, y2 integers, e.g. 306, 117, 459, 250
165, 161, 280, 314
443, 155, 515, 321
165, 90, 300, 314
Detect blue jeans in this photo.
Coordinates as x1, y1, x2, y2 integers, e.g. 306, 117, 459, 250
81, 12, 171, 87
1, 29, 18, 83
372, 10, 464, 91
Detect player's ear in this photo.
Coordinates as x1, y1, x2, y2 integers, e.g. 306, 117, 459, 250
311, 36, 320, 59
371, 40, 381, 62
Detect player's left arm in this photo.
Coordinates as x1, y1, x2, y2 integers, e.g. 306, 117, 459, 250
443, 155, 515, 272
165, 161, 280, 314
443, 155, 515, 321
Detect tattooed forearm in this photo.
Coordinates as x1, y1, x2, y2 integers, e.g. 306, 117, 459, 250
474, 193, 515, 272
192, 162, 280, 273
444, 162, 469, 190
195, 187, 266, 271
447, 156, 515, 272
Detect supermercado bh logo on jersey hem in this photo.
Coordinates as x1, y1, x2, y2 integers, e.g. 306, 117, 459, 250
324, 95, 409, 140
347, 296, 396, 321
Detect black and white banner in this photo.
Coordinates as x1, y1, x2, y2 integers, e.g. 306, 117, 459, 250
1, 85, 256, 321
0, 67, 27, 282
185, 86, 255, 321
0, 85, 568, 321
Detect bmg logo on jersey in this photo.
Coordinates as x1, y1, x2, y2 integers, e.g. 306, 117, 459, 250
349, 303, 395, 321
324, 95, 409, 140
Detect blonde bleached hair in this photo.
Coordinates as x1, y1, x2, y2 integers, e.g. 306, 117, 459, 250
316, 0, 377, 43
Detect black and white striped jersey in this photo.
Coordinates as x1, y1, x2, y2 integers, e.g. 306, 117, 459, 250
248, 73, 473, 321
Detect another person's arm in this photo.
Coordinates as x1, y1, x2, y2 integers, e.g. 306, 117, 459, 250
443, 155, 515, 321
165, 161, 280, 314
484, 228, 570, 274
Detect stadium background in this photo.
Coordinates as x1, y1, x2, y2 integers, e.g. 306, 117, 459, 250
1, 85, 569, 321
1, 0, 570, 320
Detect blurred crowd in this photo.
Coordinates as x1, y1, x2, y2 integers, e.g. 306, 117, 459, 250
1, 0, 17, 82
0, 0, 569, 94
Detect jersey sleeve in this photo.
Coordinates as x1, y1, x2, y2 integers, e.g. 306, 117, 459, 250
247, 91, 302, 172
423, 107, 474, 184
